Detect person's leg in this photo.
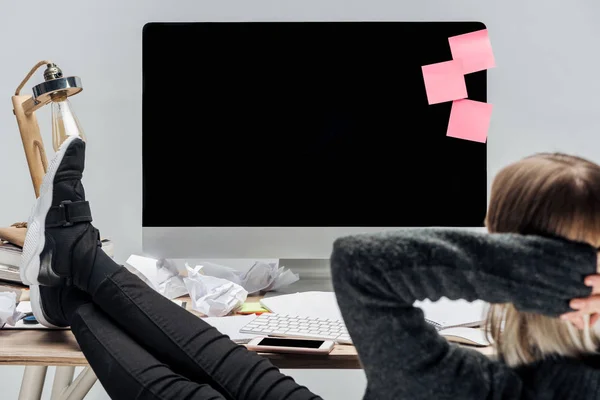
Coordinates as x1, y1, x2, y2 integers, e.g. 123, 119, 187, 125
22, 137, 320, 400
38, 286, 226, 400
88, 259, 319, 400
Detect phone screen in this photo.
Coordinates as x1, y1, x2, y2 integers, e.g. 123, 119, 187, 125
257, 338, 325, 348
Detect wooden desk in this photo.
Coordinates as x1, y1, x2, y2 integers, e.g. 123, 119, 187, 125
0, 292, 362, 369
0, 293, 493, 399
0, 329, 361, 369
0, 293, 363, 400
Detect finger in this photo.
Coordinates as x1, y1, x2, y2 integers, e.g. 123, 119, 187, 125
570, 298, 587, 310
569, 295, 600, 311
561, 312, 587, 328
584, 275, 600, 294
561, 311, 596, 330
573, 316, 586, 330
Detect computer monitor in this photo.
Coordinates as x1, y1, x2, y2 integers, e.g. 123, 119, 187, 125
142, 21, 488, 259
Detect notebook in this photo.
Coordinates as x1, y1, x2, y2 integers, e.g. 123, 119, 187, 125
260, 292, 491, 346
415, 298, 490, 346
437, 327, 491, 347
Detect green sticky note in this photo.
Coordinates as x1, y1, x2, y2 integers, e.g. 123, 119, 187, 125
238, 302, 268, 315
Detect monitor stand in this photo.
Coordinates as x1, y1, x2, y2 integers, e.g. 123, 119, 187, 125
262, 259, 333, 298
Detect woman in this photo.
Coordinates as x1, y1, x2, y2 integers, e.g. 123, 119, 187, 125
21, 135, 600, 399
331, 153, 600, 399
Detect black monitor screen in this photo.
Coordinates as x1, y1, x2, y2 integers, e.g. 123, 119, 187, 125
143, 22, 487, 227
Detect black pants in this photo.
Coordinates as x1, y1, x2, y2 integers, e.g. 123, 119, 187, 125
69, 255, 320, 400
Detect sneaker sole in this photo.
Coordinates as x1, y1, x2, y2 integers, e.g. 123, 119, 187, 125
20, 135, 82, 286
29, 285, 60, 328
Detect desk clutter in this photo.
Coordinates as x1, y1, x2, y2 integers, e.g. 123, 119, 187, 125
1, 249, 490, 348
124, 255, 300, 316
0, 224, 27, 291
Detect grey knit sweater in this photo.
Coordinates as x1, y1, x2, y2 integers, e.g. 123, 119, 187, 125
330, 229, 599, 399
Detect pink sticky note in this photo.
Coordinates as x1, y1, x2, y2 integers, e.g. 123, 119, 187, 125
421, 60, 468, 105
448, 29, 496, 74
446, 99, 493, 143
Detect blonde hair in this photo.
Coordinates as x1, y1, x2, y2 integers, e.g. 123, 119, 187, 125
485, 153, 600, 367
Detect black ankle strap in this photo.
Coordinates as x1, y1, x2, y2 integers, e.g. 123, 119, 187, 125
46, 200, 93, 228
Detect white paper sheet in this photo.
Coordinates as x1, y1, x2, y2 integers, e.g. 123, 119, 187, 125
0, 292, 24, 327
260, 292, 344, 320
16, 301, 32, 314
203, 315, 259, 343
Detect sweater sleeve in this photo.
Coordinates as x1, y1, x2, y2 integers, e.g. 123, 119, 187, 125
330, 228, 597, 400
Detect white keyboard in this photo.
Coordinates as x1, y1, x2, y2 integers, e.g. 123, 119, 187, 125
240, 313, 353, 345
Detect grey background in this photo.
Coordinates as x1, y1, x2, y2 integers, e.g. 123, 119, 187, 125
1, 0, 599, 398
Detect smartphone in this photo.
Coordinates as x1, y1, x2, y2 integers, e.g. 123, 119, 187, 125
247, 337, 335, 355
